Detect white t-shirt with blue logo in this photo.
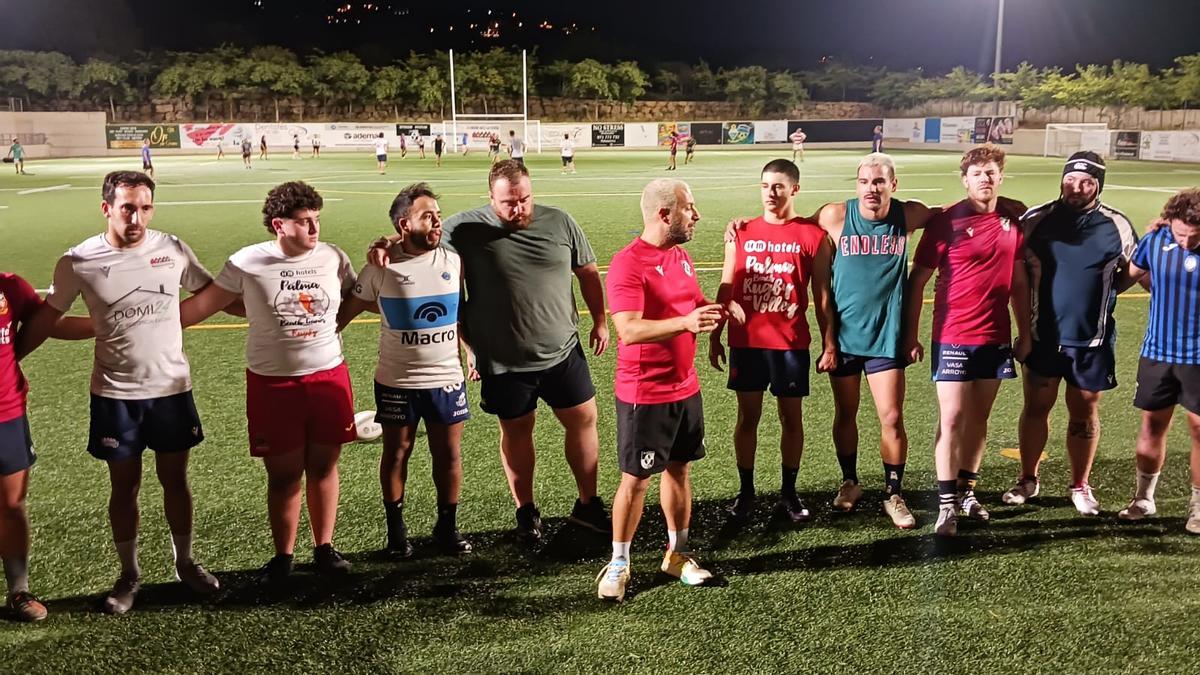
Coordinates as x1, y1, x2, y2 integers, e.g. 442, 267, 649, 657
354, 246, 464, 389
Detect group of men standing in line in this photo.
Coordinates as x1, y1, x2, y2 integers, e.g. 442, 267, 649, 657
1, 145, 1198, 619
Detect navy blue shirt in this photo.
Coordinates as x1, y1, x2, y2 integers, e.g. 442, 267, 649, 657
1022, 200, 1137, 348
1132, 227, 1200, 365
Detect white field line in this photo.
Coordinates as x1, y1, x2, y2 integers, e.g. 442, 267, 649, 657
1105, 184, 1191, 194
17, 184, 70, 195
155, 197, 344, 206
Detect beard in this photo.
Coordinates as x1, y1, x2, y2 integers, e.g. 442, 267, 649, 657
666, 216, 693, 245
409, 230, 439, 251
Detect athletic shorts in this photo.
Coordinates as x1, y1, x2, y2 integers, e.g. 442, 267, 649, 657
616, 392, 705, 478
513, 157, 525, 167
0, 415, 35, 476
479, 342, 596, 419
377, 154, 387, 162
793, 143, 804, 151
1133, 357, 1200, 414
374, 380, 471, 427
1025, 341, 1117, 392
242, 151, 251, 159
88, 390, 204, 462
561, 156, 572, 166
831, 352, 906, 377
142, 161, 152, 171
931, 343, 1016, 382
728, 347, 810, 397
246, 361, 356, 457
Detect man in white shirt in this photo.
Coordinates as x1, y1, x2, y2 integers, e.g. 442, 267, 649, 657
507, 130, 526, 168
560, 134, 576, 175
375, 133, 389, 174
338, 183, 472, 557
181, 181, 358, 582
19, 171, 222, 615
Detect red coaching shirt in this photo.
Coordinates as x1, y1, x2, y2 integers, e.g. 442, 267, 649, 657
0, 273, 43, 422
606, 237, 705, 405
728, 217, 826, 350
913, 201, 1024, 345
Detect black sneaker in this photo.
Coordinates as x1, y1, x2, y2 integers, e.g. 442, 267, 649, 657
727, 492, 756, 520
515, 503, 544, 544
433, 525, 473, 554
313, 544, 352, 576
568, 496, 612, 534
386, 520, 414, 559
777, 493, 813, 523
259, 553, 294, 585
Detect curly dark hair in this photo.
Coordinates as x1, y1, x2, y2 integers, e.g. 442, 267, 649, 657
388, 182, 439, 232
1161, 188, 1200, 226
960, 144, 1006, 175
261, 181, 323, 233
101, 170, 155, 204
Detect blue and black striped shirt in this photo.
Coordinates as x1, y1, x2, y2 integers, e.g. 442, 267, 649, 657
1132, 228, 1200, 364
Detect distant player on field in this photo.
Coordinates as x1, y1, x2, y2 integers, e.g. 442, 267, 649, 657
790, 127, 807, 162
375, 133, 389, 174
507, 130, 526, 168
5, 138, 26, 175
684, 135, 696, 164
292, 133, 300, 160
241, 137, 253, 169
666, 132, 679, 171
311, 135, 321, 158
259, 134, 268, 160
872, 125, 884, 153
433, 134, 445, 167
489, 133, 501, 164
140, 138, 154, 179
560, 133, 576, 174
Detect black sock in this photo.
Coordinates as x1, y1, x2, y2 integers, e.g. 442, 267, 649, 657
436, 502, 458, 531
738, 466, 755, 496
837, 453, 859, 484
384, 498, 405, 539
938, 480, 958, 507
957, 469, 980, 495
781, 465, 799, 497
884, 463, 906, 496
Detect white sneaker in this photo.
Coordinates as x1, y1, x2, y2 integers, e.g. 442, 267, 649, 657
596, 558, 631, 602
661, 551, 713, 586
1186, 498, 1200, 536
934, 505, 957, 536
959, 493, 990, 522
882, 494, 917, 529
1069, 483, 1101, 516
1118, 497, 1157, 521
832, 480, 864, 512
1001, 476, 1040, 505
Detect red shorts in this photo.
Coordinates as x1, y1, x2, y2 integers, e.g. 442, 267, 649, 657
245, 361, 356, 457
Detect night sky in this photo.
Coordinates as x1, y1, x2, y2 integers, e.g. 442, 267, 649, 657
2, 0, 1198, 72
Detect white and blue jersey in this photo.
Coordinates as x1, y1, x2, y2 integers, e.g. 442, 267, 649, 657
1131, 228, 1200, 365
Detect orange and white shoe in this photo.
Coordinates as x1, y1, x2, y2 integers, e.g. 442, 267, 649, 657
7, 591, 47, 622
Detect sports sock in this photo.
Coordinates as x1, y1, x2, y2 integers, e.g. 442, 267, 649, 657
436, 502, 458, 530
1135, 470, 1160, 502
3, 555, 29, 594
115, 539, 140, 578
883, 462, 906, 496
170, 531, 193, 566
837, 453, 859, 484
957, 469, 980, 495
938, 480, 958, 508
781, 465, 799, 497
611, 541, 631, 561
384, 498, 405, 541
667, 529, 689, 553
737, 466, 755, 496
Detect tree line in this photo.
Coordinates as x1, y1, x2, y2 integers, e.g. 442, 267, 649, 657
1, 47, 1199, 121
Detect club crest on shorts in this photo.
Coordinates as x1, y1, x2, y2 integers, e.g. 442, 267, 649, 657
640, 450, 655, 470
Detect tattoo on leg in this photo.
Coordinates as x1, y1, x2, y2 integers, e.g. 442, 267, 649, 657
1068, 420, 1099, 440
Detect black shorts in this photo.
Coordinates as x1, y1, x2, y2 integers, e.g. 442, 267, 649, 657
88, 390, 204, 462
931, 343, 1015, 382
0, 415, 35, 476
374, 381, 471, 427
1134, 357, 1200, 414
727, 347, 810, 397
142, 161, 153, 171
479, 342, 596, 419
561, 156, 572, 166
242, 151, 251, 159
513, 157, 525, 167
617, 392, 705, 478
1025, 341, 1117, 392
831, 352, 906, 377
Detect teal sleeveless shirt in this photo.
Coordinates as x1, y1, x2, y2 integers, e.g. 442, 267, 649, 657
832, 198, 909, 359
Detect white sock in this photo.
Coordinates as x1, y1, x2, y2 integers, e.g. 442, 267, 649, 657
668, 529, 689, 553
171, 532, 194, 566
611, 541, 631, 561
1135, 470, 1161, 502
115, 539, 140, 578
3, 555, 30, 595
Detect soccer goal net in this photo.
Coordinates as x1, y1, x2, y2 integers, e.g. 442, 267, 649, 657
1043, 123, 1111, 157
442, 117, 542, 155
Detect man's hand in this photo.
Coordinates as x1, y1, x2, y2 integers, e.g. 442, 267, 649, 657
684, 304, 724, 334
1013, 335, 1032, 363
708, 336, 727, 371
816, 348, 838, 374
726, 300, 746, 325
723, 217, 751, 243
1146, 217, 1169, 233
366, 236, 396, 268
589, 321, 609, 356
905, 338, 925, 364
465, 350, 481, 381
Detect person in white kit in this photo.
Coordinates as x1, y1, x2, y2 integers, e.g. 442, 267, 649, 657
338, 182, 473, 558
560, 133, 576, 174
180, 181, 358, 582
375, 133, 389, 175
507, 130, 526, 168
19, 170, 222, 615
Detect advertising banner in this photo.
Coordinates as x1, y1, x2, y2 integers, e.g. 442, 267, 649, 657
787, 119, 880, 142
106, 124, 180, 149
939, 117, 976, 144
724, 121, 755, 145
452, 122, 501, 149
753, 120, 788, 143
1141, 130, 1200, 163
541, 123, 591, 149
1113, 131, 1141, 159
973, 116, 1015, 144
689, 122, 724, 145
924, 118, 941, 143
623, 123, 659, 148
179, 123, 255, 149
657, 122, 690, 146
395, 124, 432, 142
591, 123, 625, 147
319, 122, 394, 148
883, 118, 925, 143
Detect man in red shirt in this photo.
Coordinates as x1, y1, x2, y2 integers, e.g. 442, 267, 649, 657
905, 145, 1031, 536
596, 178, 723, 602
709, 159, 836, 523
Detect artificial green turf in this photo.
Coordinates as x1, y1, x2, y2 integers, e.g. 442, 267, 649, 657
1, 149, 1198, 673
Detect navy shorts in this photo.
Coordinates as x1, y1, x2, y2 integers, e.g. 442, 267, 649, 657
479, 342, 596, 419
931, 343, 1016, 382
561, 156, 572, 166
1134, 357, 1200, 415
0, 415, 35, 476
616, 392, 705, 478
374, 380, 471, 426
831, 352, 906, 377
1025, 341, 1117, 392
728, 347, 810, 398
377, 154, 387, 162
88, 391, 204, 462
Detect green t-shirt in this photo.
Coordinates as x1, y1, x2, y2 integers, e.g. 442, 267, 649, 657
9, 143, 22, 160
443, 203, 597, 375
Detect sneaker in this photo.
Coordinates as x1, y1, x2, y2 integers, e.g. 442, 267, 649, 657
726, 492, 756, 520
175, 561, 220, 595
596, 558, 631, 602
259, 553, 294, 584
432, 525, 473, 555
386, 518, 413, 559
313, 544, 352, 576
660, 551, 713, 586
102, 573, 141, 615
777, 493, 813, 523
934, 505, 958, 537
7, 591, 48, 622
1186, 498, 1200, 535
832, 480, 864, 512
515, 504, 544, 544
882, 494, 917, 529
959, 493, 990, 522
1069, 483, 1101, 516
1118, 497, 1157, 521
568, 496, 612, 534
1001, 476, 1040, 505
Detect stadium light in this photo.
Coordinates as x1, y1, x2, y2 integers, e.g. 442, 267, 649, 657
993, 0, 1005, 115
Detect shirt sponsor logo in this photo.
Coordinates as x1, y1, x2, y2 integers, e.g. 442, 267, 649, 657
149, 256, 175, 269
838, 234, 907, 257
398, 328, 457, 345
743, 240, 805, 254
274, 279, 330, 327
280, 268, 319, 278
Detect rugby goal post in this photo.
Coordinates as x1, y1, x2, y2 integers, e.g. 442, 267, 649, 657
447, 49, 540, 154
1043, 123, 1111, 158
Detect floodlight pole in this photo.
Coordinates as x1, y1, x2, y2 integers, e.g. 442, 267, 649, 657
449, 49, 458, 153
993, 0, 1005, 116
522, 49, 529, 148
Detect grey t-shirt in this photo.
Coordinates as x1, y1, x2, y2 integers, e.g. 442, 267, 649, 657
442, 203, 596, 375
